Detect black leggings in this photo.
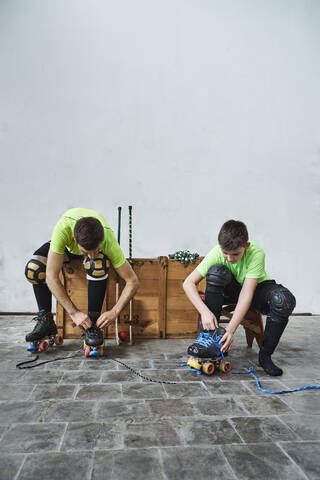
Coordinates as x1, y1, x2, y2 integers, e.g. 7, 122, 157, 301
31, 242, 107, 314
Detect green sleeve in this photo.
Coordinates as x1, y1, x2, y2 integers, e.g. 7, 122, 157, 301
50, 218, 69, 255
102, 229, 126, 269
245, 250, 266, 280
196, 245, 221, 278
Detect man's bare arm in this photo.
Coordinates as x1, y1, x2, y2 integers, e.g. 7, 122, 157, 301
96, 260, 139, 328
46, 249, 91, 329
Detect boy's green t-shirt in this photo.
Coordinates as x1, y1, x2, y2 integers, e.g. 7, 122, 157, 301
197, 242, 270, 285
50, 208, 126, 269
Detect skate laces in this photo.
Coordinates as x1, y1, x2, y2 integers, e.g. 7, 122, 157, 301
195, 331, 222, 350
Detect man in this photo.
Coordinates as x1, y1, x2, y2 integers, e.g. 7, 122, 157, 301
25, 208, 139, 347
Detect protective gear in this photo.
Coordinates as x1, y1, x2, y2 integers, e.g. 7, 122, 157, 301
268, 286, 296, 321
83, 253, 109, 280
206, 264, 232, 292
25, 310, 57, 342
25, 258, 46, 285
259, 317, 288, 376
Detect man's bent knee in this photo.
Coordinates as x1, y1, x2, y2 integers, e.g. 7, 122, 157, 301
83, 253, 110, 281
25, 256, 47, 285
206, 264, 232, 293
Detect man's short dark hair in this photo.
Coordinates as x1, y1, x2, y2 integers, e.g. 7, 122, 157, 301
74, 217, 104, 250
218, 220, 249, 250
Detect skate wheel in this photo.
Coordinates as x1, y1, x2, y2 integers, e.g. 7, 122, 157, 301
203, 362, 215, 375
219, 361, 231, 373
27, 344, 38, 352
89, 349, 100, 357
55, 336, 63, 345
39, 340, 49, 352
187, 356, 201, 371
85, 346, 91, 357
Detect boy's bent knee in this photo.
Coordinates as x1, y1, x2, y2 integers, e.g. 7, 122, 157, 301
268, 286, 296, 321
206, 264, 232, 292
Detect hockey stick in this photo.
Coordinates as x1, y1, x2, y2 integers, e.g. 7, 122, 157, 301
128, 205, 133, 345
115, 206, 122, 345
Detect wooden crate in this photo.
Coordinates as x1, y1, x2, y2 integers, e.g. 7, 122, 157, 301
56, 256, 206, 339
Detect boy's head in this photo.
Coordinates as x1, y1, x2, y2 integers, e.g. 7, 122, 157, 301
218, 220, 250, 264
74, 217, 104, 257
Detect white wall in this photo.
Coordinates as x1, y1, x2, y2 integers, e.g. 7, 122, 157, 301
0, 0, 319, 312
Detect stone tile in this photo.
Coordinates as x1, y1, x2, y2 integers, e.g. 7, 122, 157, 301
43, 400, 97, 423
0, 453, 25, 480
152, 360, 183, 370
202, 380, 254, 395
113, 359, 153, 370
139, 369, 181, 383
124, 420, 182, 448
0, 385, 34, 401
160, 446, 236, 480
280, 441, 320, 480
0, 401, 47, 424
101, 370, 142, 383
91, 448, 163, 480
18, 452, 93, 480
195, 397, 248, 417
223, 443, 306, 480
97, 400, 150, 420
0, 371, 32, 384
281, 414, 320, 440
60, 371, 102, 384
76, 384, 121, 401
244, 379, 289, 395
230, 416, 299, 443
237, 395, 294, 415
0, 423, 63, 453
0, 425, 9, 440
163, 382, 209, 399
279, 392, 320, 415
62, 422, 123, 451
82, 359, 118, 370
30, 385, 76, 400
45, 359, 84, 371
147, 398, 197, 417
177, 369, 207, 382
183, 418, 242, 445
10, 371, 64, 385
122, 383, 166, 400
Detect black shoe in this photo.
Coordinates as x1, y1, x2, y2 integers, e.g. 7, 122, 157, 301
25, 311, 57, 342
85, 312, 103, 347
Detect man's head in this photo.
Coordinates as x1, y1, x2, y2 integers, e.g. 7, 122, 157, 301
218, 220, 250, 264
74, 217, 104, 258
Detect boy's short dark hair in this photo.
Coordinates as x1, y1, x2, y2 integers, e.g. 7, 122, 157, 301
74, 217, 104, 250
218, 220, 249, 250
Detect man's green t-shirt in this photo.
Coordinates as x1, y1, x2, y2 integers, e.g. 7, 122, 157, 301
50, 208, 126, 269
197, 242, 270, 285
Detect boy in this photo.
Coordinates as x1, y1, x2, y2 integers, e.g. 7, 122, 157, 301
25, 208, 139, 347
183, 220, 296, 376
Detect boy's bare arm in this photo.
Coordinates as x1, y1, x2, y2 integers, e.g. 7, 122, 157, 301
46, 249, 92, 329
221, 277, 258, 352
183, 269, 219, 330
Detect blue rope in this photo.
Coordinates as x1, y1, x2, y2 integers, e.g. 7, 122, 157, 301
232, 366, 320, 394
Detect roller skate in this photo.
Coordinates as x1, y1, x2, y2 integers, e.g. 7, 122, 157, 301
186, 327, 231, 375
84, 312, 104, 357
26, 310, 63, 353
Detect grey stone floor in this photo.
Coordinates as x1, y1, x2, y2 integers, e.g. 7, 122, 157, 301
0, 315, 320, 480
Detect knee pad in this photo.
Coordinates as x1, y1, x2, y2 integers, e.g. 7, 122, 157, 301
269, 286, 296, 320
83, 253, 110, 280
25, 257, 46, 285
206, 264, 232, 292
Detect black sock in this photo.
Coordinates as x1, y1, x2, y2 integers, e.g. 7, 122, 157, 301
33, 285, 52, 312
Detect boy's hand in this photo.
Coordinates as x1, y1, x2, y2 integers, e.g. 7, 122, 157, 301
201, 311, 218, 330
220, 330, 234, 352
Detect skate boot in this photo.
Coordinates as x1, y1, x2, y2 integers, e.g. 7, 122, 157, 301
186, 327, 231, 375
84, 311, 104, 357
26, 310, 59, 352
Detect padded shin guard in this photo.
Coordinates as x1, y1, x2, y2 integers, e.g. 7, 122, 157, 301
259, 317, 288, 376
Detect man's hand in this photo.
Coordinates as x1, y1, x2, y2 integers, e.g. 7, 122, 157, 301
96, 310, 118, 329
201, 311, 219, 331
71, 311, 92, 330
220, 329, 234, 353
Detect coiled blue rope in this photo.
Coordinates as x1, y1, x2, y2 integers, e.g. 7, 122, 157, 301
232, 366, 320, 394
